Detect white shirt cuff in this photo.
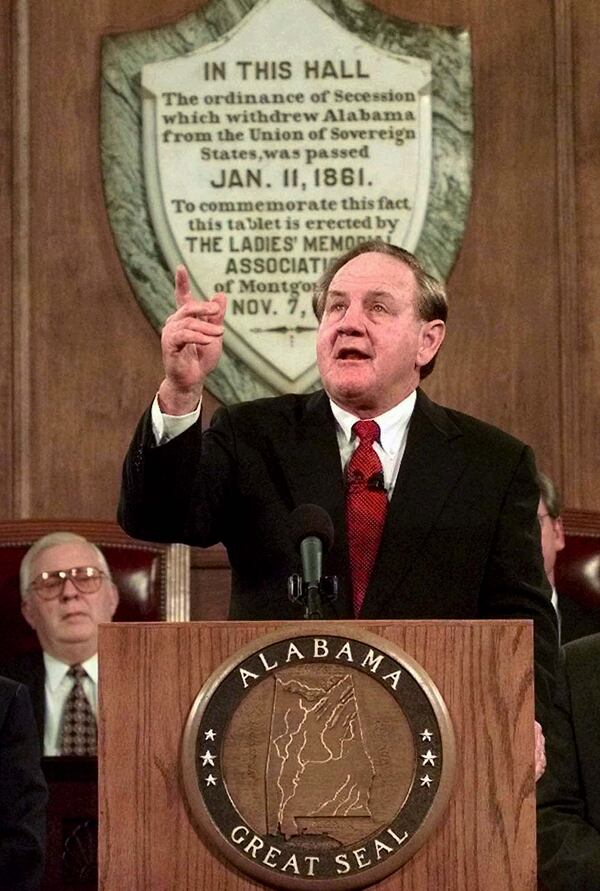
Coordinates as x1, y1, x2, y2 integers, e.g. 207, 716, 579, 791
151, 394, 201, 444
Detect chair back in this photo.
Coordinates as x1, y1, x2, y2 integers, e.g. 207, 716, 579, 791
555, 509, 600, 642
557, 510, 600, 607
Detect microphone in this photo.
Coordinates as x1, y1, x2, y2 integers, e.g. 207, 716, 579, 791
347, 469, 387, 493
367, 471, 387, 493
288, 504, 334, 584
288, 505, 335, 619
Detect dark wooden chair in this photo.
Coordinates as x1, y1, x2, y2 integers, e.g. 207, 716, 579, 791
189, 542, 231, 620
0, 519, 191, 891
555, 509, 600, 644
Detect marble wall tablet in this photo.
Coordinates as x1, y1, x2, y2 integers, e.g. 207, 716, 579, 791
101, 0, 472, 402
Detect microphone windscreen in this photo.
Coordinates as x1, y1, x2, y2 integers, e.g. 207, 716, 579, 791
288, 504, 334, 553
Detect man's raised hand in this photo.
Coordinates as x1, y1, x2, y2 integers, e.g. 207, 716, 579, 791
157, 265, 227, 415
535, 720, 546, 782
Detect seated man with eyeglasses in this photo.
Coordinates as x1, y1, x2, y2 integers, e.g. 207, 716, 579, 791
0, 532, 119, 756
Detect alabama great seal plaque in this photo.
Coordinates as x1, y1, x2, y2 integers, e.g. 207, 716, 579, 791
181, 625, 455, 889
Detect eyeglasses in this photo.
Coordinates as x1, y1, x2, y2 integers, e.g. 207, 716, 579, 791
28, 566, 107, 601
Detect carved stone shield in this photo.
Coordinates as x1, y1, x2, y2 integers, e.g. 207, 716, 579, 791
101, 0, 471, 401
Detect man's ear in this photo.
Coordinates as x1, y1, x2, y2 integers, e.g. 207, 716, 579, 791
417, 320, 446, 369
21, 598, 36, 631
553, 516, 566, 553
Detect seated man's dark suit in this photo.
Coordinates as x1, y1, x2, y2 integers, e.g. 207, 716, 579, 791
537, 633, 600, 890
119, 387, 558, 708
0, 654, 45, 749
0, 675, 47, 891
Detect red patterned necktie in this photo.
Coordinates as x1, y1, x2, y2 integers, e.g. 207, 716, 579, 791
60, 664, 97, 756
346, 420, 388, 616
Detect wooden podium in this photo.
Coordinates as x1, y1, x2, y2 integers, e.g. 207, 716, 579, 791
98, 620, 537, 890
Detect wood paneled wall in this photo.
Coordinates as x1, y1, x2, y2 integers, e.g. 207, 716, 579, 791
2, 0, 599, 520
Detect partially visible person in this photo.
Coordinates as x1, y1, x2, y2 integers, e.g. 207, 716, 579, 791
0, 675, 47, 891
537, 472, 565, 619
537, 632, 600, 889
537, 472, 600, 643
0, 533, 119, 756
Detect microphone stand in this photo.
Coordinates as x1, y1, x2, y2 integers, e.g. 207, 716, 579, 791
288, 535, 338, 619
305, 579, 325, 620
288, 574, 338, 619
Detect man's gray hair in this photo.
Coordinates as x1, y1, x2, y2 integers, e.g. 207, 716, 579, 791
537, 472, 562, 519
20, 531, 112, 600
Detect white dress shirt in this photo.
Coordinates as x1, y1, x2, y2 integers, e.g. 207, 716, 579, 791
551, 585, 562, 643
329, 391, 416, 499
42, 652, 98, 756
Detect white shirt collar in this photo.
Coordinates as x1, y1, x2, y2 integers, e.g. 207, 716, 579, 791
43, 651, 98, 692
328, 389, 417, 456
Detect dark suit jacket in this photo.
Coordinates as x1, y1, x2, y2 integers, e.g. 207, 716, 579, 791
557, 591, 600, 645
0, 676, 47, 891
537, 633, 600, 890
119, 387, 558, 706
0, 654, 45, 749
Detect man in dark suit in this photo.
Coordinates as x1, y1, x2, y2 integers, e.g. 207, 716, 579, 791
537, 633, 600, 889
1, 533, 119, 754
537, 471, 600, 643
0, 676, 47, 891
119, 240, 557, 731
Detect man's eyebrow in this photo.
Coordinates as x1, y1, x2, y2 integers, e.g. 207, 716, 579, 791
364, 289, 394, 300
325, 289, 395, 299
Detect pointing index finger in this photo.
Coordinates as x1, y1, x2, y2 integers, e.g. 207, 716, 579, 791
211, 291, 227, 324
174, 265, 191, 307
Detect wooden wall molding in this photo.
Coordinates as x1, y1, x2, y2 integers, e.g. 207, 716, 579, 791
12, 0, 31, 517
563, 508, 600, 538
553, 0, 580, 501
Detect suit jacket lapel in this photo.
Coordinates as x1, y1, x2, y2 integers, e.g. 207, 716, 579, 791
274, 391, 351, 617
361, 390, 468, 619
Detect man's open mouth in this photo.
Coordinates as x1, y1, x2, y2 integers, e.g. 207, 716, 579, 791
336, 348, 370, 360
